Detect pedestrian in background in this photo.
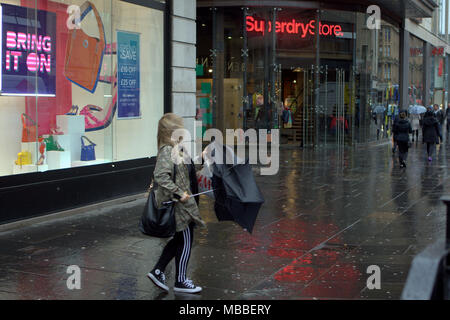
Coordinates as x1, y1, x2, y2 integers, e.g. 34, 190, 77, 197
393, 111, 412, 168
434, 104, 445, 136
148, 113, 205, 294
422, 110, 442, 162
392, 112, 400, 154
375, 112, 384, 140
409, 112, 421, 143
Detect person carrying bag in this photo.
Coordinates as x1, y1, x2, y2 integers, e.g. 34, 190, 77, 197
145, 113, 205, 294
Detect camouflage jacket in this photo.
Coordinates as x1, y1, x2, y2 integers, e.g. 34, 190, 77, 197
153, 144, 205, 232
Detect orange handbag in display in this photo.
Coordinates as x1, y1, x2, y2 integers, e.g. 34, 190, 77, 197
64, 1, 105, 93
21, 113, 37, 143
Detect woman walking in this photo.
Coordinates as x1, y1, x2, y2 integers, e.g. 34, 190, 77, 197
148, 113, 206, 294
393, 112, 412, 168
422, 110, 442, 162
409, 112, 421, 142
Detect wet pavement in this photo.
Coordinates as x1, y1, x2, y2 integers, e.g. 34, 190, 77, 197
0, 140, 448, 300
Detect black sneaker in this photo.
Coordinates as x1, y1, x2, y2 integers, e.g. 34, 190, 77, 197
174, 279, 202, 294
147, 269, 169, 291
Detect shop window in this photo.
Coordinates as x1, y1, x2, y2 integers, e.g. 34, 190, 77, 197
0, 0, 164, 177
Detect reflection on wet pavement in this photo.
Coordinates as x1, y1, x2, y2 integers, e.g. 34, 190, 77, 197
0, 141, 448, 300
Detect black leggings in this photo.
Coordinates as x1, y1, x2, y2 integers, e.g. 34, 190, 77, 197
397, 141, 409, 162
154, 223, 194, 283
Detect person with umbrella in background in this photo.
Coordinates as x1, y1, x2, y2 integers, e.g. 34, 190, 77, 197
408, 105, 426, 143
393, 111, 412, 168
392, 111, 400, 154
372, 105, 385, 140
147, 113, 205, 294
422, 110, 442, 162
409, 111, 421, 143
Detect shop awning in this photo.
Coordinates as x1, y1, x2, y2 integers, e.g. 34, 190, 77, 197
197, 0, 438, 18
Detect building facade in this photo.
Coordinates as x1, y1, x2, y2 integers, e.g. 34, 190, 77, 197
1, 0, 449, 225
0, 0, 198, 224
195, 0, 448, 146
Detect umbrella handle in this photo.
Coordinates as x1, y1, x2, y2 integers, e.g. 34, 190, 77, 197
162, 189, 215, 206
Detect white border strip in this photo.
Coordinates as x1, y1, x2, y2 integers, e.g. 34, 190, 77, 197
2, 93, 56, 97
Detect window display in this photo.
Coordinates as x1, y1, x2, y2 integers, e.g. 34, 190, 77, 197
0, 0, 164, 177
408, 35, 424, 106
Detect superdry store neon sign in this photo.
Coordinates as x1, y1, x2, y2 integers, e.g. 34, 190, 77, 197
246, 16, 344, 37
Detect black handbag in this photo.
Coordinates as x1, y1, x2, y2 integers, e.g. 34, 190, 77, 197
139, 166, 177, 238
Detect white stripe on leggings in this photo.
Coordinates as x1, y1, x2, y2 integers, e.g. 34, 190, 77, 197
179, 227, 191, 283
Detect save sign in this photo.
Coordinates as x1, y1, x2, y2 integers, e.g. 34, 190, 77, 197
117, 30, 140, 119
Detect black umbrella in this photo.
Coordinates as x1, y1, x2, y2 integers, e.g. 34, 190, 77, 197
211, 160, 265, 234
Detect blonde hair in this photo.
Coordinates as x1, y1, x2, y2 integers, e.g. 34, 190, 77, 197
157, 113, 184, 149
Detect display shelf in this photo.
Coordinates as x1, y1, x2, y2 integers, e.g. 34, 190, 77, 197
56, 115, 85, 135
56, 134, 82, 162
20, 142, 39, 164
13, 164, 48, 174
47, 151, 71, 170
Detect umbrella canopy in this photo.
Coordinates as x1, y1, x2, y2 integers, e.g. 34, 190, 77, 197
408, 105, 426, 115
211, 161, 264, 234
372, 105, 386, 114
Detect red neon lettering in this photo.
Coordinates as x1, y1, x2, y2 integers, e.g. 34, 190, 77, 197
286, 20, 295, 34
246, 16, 255, 32
245, 16, 344, 38
308, 20, 315, 35
334, 25, 343, 37
254, 19, 264, 34
299, 22, 309, 38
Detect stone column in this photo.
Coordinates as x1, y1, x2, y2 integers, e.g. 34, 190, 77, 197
399, 27, 410, 111
171, 0, 198, 156
423, 42, 431, 107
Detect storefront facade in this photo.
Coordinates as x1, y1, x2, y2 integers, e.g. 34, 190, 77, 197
195, 0, 443, 147
0, 0, 172, 224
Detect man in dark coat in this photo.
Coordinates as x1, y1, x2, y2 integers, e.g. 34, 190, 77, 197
392, 112, 412, 167
433, 104, 445, 137
422, 110, 442, 162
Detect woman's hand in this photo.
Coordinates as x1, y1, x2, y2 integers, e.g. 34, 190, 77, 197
180, 192, 190, 203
